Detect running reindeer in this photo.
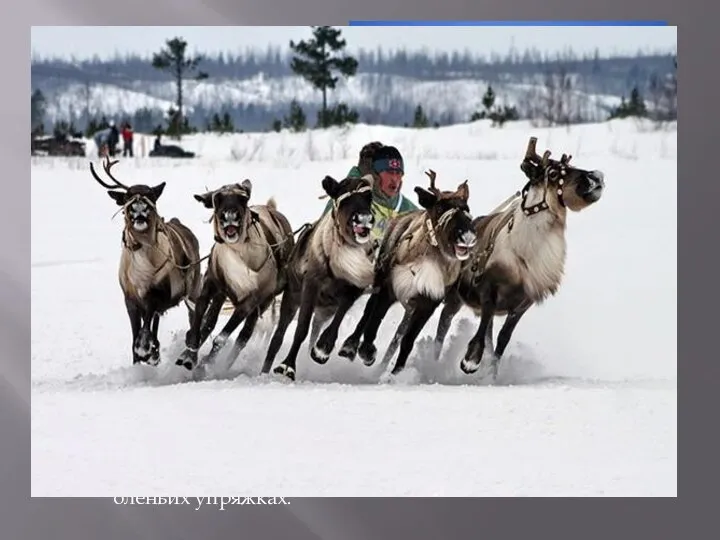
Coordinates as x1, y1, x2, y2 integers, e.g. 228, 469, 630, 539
434, 137, 606, 378
337, 170, 478, 376
262, 173, 376, 381
89, 156, 203, 365
175, 181, 295, 371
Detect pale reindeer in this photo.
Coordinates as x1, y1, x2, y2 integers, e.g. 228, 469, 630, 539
89, 156, 203, 365
261, 174, 377, 381
434, 136, 606, 378
337, 170, 478, 376
174, 181, 295, 371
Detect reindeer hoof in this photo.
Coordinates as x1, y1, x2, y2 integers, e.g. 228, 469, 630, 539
272, 364, 296, 381
175, 348, 197, 371
133, 333, 155, 362
460, 357, 481, 375
358, 342, 377, 367
310, 344, 330, 365
147, 340, 161, 366
338, 339, 359, 361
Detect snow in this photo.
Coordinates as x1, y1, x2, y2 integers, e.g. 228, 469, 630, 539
41, 73, 622, 125
31, 118, 677, 497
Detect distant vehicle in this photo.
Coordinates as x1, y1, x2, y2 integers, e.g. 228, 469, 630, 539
148, 135, 196, 159
31, 133, 86, 157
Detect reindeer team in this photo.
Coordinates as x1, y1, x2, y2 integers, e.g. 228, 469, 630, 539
89, 136, 605, 382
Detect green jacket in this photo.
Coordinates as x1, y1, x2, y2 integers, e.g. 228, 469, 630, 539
322, 166, 419, 241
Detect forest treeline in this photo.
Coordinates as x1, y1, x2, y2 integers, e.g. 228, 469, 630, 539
31, 34, 677, 136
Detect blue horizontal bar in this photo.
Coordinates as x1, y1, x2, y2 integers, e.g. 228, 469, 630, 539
348, 20, 669, 26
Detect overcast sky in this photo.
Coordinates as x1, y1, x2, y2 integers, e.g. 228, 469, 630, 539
31, 26, 676, 61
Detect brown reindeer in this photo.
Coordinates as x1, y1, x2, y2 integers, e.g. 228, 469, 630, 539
433, 137, 606, 379
89, 156, 202, 365
261, 174, 376, 381
174, 180, 295, 371
337, 170, 478, 376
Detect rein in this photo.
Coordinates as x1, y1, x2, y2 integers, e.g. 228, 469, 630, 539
468, 164, 569, 284
118, 195, 209, 272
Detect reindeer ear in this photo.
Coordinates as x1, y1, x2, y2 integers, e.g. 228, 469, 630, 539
414, 187, 437, 209
321, 175, 341, 199
107, 190, 125, 206
457, 180, 470, 201
360, 173, 374, 189
240, 179, 252, 198
193, 192, 215, 209
149, 182, 166, 202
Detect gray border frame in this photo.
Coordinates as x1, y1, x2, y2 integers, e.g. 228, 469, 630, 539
9, 4, 690, 539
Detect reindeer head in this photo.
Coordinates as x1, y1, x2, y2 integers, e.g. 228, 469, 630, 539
90, 156, 166, 236
520, 137, 605, 216
322, 174, 375, 245
194, 180, 253, 244
414, 170, 477, 261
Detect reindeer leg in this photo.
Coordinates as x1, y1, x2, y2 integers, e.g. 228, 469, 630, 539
380, 307, 412, 368
461, 285, 497, 375
148, 312, 161, 365
134, 307, 159, 364
434, 289, 463, 361
308, 310, 331, 356
273, 281, 319, 381
312, 287, 364, 365
492, 302, 532, 378
176, 277, 219, 370
228, 296, 276, 361
358, 285, 397, 367
203, 305, 247, 365
389, 297, 441, 375
261, 286, 300, 375
338, 293, 378, 361
125, 297, 143, 365
198, 292, 226, 346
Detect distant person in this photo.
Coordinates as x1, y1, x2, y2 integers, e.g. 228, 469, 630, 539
322, 142, 418, 241
121, 121, 134, 157
93, 122, 119, 157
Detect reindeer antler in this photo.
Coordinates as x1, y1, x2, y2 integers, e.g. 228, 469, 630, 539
560, 153, 572, 165
525, 137, 554, 168
89, 155, 129, 191
541, 150, 552, 168
425, 169, 440, 195
525, 137, 540, 161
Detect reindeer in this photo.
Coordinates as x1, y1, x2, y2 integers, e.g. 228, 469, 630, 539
174, 180, 295, 371
89, 156, 203, 365
261, 174, 376, 381
433, 137, 606, 379
337, 170, 478, 376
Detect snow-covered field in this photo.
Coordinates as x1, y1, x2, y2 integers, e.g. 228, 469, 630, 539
31, 119, 677, 497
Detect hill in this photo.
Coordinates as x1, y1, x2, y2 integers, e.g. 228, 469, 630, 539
31, 48, 677, 133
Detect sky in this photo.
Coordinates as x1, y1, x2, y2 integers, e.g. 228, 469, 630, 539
31, 26, 677, 61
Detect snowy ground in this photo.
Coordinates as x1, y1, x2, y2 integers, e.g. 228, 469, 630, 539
31, 119, 677, 497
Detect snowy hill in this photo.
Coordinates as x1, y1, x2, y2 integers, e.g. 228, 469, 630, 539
31, 118, 677, 497
40, 72, 623, 129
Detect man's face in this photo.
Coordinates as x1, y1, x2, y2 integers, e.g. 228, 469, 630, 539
377, 170, 403, 198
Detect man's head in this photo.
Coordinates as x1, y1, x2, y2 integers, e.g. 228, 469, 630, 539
372, 145, 404, 198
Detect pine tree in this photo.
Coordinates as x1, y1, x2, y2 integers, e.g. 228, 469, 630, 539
482, 85, 496, 114
151, 37, 209, 138
412, 105, 428, 128
283, 100, 307, 132
289, 26, 358, 128
31, 89, 46, 133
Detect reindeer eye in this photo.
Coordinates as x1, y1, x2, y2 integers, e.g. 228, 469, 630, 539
548, 169, 559, 180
